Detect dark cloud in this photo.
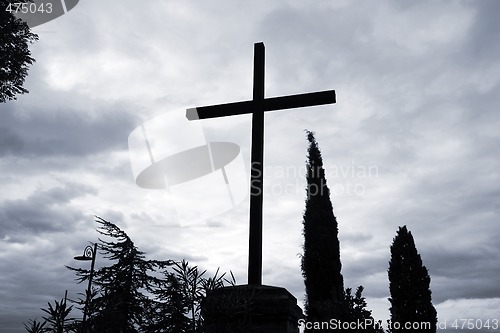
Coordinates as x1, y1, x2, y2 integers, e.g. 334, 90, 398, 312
422, 245, 500, 302
0, 100, 140, 158
0, 228, 94, 332
257, 3, 378, 94
461, 0, 500, 65
0, 181, 97, 240
342, 231, 374, 244
0, 126, 25, 156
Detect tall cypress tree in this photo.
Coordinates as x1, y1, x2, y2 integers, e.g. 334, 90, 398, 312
388, 226, 437, 333
301, 131, 344, 327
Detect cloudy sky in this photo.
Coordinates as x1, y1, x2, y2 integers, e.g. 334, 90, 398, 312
2, 0, 500, 331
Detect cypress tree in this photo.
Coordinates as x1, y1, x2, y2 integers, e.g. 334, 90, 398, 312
301, 131, 344, 328
388, 226, 437, 333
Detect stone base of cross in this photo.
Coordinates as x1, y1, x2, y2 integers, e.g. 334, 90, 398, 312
187, 42, 336, 286
202, 285, 304, 333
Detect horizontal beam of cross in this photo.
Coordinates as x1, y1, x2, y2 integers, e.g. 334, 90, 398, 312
186, 90, 336, 120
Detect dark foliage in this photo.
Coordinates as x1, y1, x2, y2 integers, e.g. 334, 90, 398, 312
41, 292, 73, 333
145, 270, 190, 333
152, 260, 235, 333
0, 0, 38, 102
67, 216, 173, 332
342, 286, 384, 333
388, 226, 437, 333
23, 318, 46, 333
62, 216, 234, 333
301, 131, 384, 332
301, 130, 345, 327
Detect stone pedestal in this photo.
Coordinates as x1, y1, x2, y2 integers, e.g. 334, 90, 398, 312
202, 285, 303, 333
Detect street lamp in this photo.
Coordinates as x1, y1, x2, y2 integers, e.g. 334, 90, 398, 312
74, 243, 97, 327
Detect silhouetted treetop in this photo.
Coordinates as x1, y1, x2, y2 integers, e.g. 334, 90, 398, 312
388, 225, 437, 333
302, 130, 344, 330
0, 0, 38, 103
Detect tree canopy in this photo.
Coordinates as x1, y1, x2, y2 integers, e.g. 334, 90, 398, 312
301, 131, 383, 333
301, 130, 345, 325
0, 0, 38, 103
23, 216, 235, 333
388, 225, 437, 333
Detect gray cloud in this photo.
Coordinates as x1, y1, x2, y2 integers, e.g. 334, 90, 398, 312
0, 101, 140, 158
461, 0, 500, 65
0, 181, 97, 241
0, 126, 25, 156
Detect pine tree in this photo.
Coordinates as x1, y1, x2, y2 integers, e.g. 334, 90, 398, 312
66, 216, 233, 332
388, 226, 437, 333
301, 130, 344, 328
68, 216, 173, 332
146, 271, 190, 333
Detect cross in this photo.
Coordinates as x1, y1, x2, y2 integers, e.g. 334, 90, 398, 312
186, 42, 336, 285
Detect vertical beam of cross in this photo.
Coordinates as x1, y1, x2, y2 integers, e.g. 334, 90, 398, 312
186, 42, 335, 286
248, 42, 265, 285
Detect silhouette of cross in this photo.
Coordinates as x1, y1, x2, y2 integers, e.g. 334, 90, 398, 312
186, 42, 336, 285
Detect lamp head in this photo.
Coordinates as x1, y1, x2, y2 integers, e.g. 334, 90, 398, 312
74, 245, 95, 261
74, 255, 92, 261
